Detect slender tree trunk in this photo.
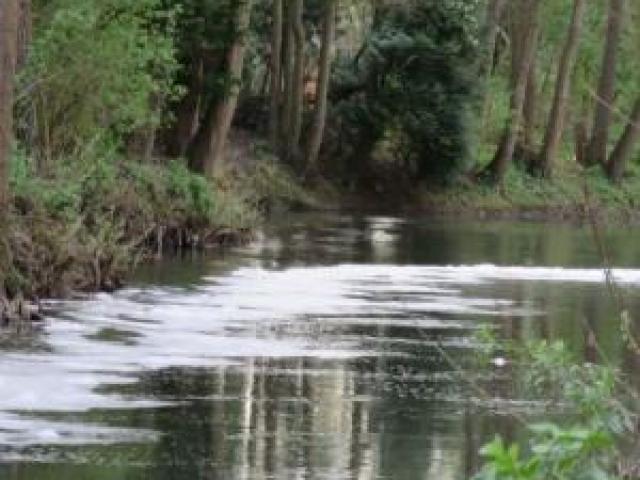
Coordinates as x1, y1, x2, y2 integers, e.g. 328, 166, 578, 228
0, 0, 19, 295
170, 55, 204, 157
483, 0, 540, 184
280, 3, 294, 157
575, 107, 590, 166
537, 0, 586, 177
269, 0, 283, 150
481, 0, 507, 77
606, 97, 640, 183
16, 0, 30, 70
189, 0, 253, 177
509, 3, 538, 165
1, 0, 18, 209
305, 0, 336, 171
585, 0, 625, 166
479, 0, 507, 140
289, 0, 305, 162
520, 55, 538, 164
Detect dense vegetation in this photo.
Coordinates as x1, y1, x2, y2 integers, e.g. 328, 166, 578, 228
1, 0, 640, 477
0, 4, 637, 289
2, 0, 639, 305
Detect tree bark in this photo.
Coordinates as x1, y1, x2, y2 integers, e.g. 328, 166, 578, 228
169, 55, 204, 157
305, 0, 336, 171
481, 0, 507, 77
16, 0, 30, 70
520, 54, 537, 164
606, 97, 640, 183
280, 3, 294, 157
585, 0, 625, 166
536, 0, 586, 178
289, 0, 305, 162
0, 0, 19, 294
1, 0, 18, 210
482, 0, 541, 185
189, 0, 253, 177
269, 0, 283, 150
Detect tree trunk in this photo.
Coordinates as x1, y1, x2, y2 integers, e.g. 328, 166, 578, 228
585, 0, 625, 166
575, 106, 590, 166
280, 3, 294, 158
289, 0, 305, 162
606, 97, 640, 183
0, 0, 19, 294
520, 54, 537, 164
481, 0, 507, 76
189, 0, 253, 177
16, 0, 30, 70
483, 0, 540, 184
305, 0, 336, 171
536, 0, 586, 177
169, 55, 204, 157
269, 0, 283, 150
1, 0, 18, 209
479, 0, 507, 139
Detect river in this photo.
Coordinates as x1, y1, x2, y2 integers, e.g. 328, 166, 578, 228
1, 213, 639, 479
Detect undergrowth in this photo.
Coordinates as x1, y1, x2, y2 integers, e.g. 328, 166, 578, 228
419, 163, 640, 220
3, 146, 307, 299
469, 327, 639, 480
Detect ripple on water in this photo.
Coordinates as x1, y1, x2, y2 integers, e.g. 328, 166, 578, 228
1, 263, 639, 450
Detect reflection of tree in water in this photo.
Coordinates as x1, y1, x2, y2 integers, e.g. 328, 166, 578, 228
5, 215, 640, 479
108, 348, 480, 479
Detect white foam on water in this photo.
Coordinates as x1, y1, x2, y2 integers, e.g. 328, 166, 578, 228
0, 262, 637, 446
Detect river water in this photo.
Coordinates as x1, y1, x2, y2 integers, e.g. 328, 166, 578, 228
1, 213, 640, 479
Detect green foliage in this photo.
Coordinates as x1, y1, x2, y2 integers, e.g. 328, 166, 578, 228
471, 332, 634, 480
419, 163, 640, 218
19, 0, 180, 160
7, 149, 259, 296
475, 426, 617, 480
332, 0, 480, 184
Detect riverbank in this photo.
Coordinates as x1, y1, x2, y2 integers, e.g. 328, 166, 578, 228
0, 151, 309, 323
417, 168, 640, 223
336, 166, 640, 224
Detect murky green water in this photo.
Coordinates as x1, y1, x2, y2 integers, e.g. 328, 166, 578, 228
1, 214, 640, 479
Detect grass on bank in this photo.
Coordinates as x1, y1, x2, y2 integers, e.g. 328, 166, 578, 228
2, 145, 310, 300
419, 162, 640, 220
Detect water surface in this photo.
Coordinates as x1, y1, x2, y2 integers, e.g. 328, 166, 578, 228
1, 214, 640, 479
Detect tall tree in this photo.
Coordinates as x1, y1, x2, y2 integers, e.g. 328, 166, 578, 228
16, 0, 30, 70
0, 0, 19, 294
482, 0, 541, 185
585, 0, 625, 166
189, 0, 253, 177
1, 0, 18, 210
481, 0, 507, 77
536, 0, 586, 177
606, 97, 640, 182
280, 2, 294, 155
169, 54, 205, 157
305, 0, 336, 171
521, 55, 538, 163
269, 0, 283, 150
289, 0, 305, 161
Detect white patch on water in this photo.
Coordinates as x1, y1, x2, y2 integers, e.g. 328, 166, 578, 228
0, 262, 638, 447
